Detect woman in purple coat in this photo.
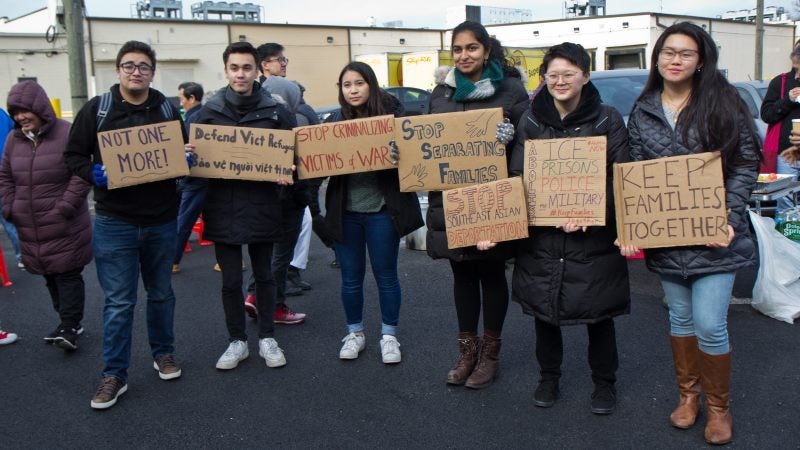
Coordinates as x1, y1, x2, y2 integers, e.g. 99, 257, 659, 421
0, 81, 93, 351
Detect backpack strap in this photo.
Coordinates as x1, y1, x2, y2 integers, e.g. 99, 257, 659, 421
95, 92, 113, 132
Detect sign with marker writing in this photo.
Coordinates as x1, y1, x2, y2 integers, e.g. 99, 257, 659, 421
444, 176, 529, 249
396, 108, 508, 192
613, 151, 727, 248
188, 124, 295, 182
294, 115, 395, 179
98, 120, 187, 189
522, 136, 607, 226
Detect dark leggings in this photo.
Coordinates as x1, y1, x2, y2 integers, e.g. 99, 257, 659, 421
535, 317, 618, 386
449, 259, 509, 334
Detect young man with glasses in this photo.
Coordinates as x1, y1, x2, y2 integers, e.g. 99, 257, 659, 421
65, 40, 187, 410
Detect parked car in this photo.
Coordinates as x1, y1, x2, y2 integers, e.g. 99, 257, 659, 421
732, 80, 770, 143
589, 69, 649, 123
315, 86, 432, 122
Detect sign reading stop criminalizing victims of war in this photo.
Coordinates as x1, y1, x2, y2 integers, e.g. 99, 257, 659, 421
98, 120, 188, 189
188, 124, 295, 182
444, 176, 529, 249
522, 136, 607, 226
613, 151, 728, 249
294, 115, 396, 179
396, 108, 508, 192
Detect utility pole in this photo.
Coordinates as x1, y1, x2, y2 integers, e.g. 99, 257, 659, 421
63, 0, 88, 114
755, 0, 764, 80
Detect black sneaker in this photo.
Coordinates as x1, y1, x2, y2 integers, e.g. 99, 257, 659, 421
533, 379, 559, 408
44, 325, 83, 344
53, 327, 79, 351
287, 267, 312, 290
284, 285, 303, 297
590, 384, 617, 415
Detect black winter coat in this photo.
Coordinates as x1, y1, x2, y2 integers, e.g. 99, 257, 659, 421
426, 75, 530, 261
760, 68, 800, 153
194, 86, 297, 245
508, 83, 631, 325
628, 91, 759, 277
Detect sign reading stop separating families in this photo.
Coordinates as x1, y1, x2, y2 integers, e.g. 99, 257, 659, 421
444, 177, 529, 249
396, 108, 508, 192
294, 115, 396, 179
522, 136, 607, 226
188, 124, 295, 182
98, 120, 188, 189
613, 152, 727, 248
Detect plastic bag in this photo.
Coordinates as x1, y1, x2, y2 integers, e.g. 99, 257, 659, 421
749, 210, 800, 324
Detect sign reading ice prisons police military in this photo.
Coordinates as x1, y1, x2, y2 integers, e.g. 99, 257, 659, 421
188, 124, 294, 182
294, 115, 396, 179
396, 108, 508, 192
613, 151, 727, 249
522, 136, 607, 226
98, 120, 188, 189
444, 177, 529, 249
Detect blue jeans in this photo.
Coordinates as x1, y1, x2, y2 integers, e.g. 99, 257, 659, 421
0, 207, 21, 262
335, 209, 401, 336
173, 179, 208, 264
776, 154, 800, 215
93, 214, 177, 382
660, 272, 736, 355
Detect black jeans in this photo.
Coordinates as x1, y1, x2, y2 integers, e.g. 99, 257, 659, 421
449, 259, 509, 334
43, 267, 86, 329
535, 317, 618, 386
215, 242, 275, 341
246, 206, 304, 303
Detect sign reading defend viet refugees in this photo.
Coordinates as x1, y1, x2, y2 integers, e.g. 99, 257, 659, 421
98, 120, 188, 189
396, 108, 508, 192
522, 136, 607, 226
188, 124, 294, 182
444, 177, 529, 249
613, 152, 727, 248
294, 115, 395, 179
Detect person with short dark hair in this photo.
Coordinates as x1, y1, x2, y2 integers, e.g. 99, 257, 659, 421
256, 42, 287, 79
65, 40, 187, 410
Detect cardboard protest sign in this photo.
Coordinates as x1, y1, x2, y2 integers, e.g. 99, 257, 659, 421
522, 136, 607, 226
613, 151, 727, 248
444, 177, 529, 249
188, 124, 294, 182
396, 108, 508, 192
294, 115, 395, 179
98, 120, 188, 189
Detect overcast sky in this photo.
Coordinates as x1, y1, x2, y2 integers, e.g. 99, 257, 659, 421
2, 0, 789, 28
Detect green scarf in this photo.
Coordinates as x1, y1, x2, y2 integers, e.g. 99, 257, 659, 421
452, 59, 504, 102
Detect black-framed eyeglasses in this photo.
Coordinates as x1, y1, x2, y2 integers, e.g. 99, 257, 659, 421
119, 62, 154, 75
265, 57, 289, 65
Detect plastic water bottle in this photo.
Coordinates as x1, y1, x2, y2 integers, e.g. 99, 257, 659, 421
784, 207, 800, 242
775, 210, 786, 234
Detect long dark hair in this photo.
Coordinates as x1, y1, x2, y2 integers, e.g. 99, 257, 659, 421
640, 22, 759, 160
337, 61, 397, 119
451, 21, 520, 79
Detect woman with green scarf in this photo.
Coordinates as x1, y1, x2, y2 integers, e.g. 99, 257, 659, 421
426, 21, 529, 389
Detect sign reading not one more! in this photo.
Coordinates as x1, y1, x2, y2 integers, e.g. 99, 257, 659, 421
444, 177, 529, 249
98, 120, 188, 189
188, 124, 295, 182
522, 136, 607, 226
294, 115, 396, 179
396, 108, 508, 192
613, 151, 727, 249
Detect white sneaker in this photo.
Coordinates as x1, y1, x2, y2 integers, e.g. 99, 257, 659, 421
339, 333, 365, 360
215, 340, 249, 370
258, 337, 286, 368
380, 335, 401, 364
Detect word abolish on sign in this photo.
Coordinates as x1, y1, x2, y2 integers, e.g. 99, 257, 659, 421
523, 136, 607, 226
189, 124, 294, 182
613, 152, 727, 248
444, 177, 529, 249
98, 121, 187, 189
396, 108, 508, 192
294, 115, 395, 179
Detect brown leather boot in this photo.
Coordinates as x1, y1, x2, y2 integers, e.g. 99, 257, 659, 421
465, 331, 501, 389
446, 332, 479, 385
669, 335, 703, 429
699, 350, 733, 445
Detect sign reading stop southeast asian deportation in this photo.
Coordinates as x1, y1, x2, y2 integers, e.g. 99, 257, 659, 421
444, 176, 529, 249
522, 136, 607, 226
188, 124, 294, 182
396, 108, 508, 192
294, 115, 395, 179
98, 120, 188, 189
613, 151, 727, 248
